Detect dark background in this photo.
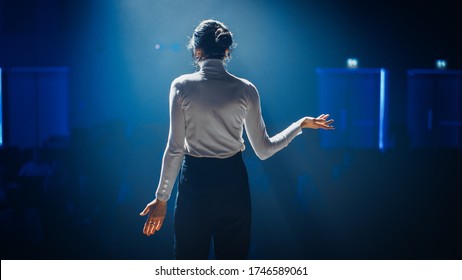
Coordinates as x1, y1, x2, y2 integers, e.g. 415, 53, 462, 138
0, 0, 461, 259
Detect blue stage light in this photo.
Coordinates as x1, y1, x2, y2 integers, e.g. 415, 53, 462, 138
347, 58, 359, 69
435, 59, 447, 69
0, 68, 2, 146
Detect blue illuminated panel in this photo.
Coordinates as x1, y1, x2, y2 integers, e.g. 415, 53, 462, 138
0, 68, 2, 146
316, 68, 389, 150
4, 67, 69, 148
407, 69, 462, 148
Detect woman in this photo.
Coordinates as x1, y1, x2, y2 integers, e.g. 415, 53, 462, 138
140, 19, 334, 260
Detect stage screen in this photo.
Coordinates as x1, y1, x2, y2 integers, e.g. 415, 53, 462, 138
0, 68, 3, 146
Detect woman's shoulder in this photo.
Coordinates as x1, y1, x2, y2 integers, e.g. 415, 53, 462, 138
172, 72, 201, 86
171, 71, 257, 94
227, 73, 256, 89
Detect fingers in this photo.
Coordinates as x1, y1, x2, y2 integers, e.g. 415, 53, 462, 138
143, 221, 149, 235
320, 120, 335, 129
141, 201, 167, 236
149, 221, 156, 235
156, 218, 164, 231
139, 205, 150, 216
151, 218, 164, 233
143, 217, 165, 236
143, 219, 156, 236
314, 117, 335, 130
317, 114, 329, 120
315, 114, 332, 127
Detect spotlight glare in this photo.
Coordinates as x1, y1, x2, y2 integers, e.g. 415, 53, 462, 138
435, 59, 447, 69
347, 58, 358, 69
154, 44, 161, 50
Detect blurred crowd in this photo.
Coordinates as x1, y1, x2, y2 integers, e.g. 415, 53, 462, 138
0, 121, 166, 259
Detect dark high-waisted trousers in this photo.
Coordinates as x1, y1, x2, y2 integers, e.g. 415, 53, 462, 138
174, 152, 251, 260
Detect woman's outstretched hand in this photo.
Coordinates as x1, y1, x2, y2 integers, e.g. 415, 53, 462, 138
301, 114, 335, 130
140, 198, 167, 236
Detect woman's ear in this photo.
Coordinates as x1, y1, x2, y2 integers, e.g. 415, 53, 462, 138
195, 48, 203, 59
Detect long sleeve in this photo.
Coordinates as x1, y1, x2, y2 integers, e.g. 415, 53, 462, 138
155, 80, 186, 201
244, 83, 302, 160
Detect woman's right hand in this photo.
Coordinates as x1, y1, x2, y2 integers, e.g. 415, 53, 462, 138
140, 198, 167, 236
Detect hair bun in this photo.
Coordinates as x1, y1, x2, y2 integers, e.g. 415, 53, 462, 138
215, 28, 232, 48
189, 19, 234, 60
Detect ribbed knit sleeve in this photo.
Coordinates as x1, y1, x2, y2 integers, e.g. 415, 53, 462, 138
244, 83, 302, 160
155, 79, 185, 201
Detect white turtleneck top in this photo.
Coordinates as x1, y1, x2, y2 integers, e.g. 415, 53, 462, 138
155, 59, 303, 201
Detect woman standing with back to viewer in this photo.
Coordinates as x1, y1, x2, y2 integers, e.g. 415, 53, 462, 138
140, 19, 334, 260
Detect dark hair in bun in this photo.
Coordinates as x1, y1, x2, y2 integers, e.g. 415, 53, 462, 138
215, 28, 232, 47
188, 19, 234, 61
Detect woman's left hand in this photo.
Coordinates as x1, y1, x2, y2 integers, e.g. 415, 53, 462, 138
301, 114, 335, 130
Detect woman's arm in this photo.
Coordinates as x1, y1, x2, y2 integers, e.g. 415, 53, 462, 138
140, 79, 186, 235
244, 83, 333, 160
155, 79, 186, 202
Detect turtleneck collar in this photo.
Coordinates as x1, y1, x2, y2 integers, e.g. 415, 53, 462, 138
198, 59, 226, 74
